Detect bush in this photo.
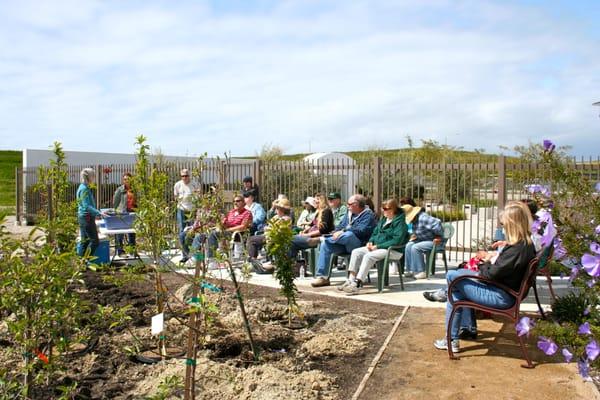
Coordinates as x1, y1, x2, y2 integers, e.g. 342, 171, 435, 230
430, 210, 466, 222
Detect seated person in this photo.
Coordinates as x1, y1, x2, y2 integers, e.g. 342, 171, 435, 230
433, 201, 536, 353
327, 192, 347, 227
205, 195, 252, 263
289, 193, 334, 258
247, 198, 292, 261
402, 202, 443, 279
243, 189, 266, 234
267, 194, 295, 223
311, 194, 377, 287
295, 197, 317, 232
339, 198, 409, 295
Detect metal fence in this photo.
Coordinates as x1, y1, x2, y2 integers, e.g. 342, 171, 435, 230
16, 156, 600, 260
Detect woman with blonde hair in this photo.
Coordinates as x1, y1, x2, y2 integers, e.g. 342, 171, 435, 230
433, 201, 537, 353
288, 193, 334, 260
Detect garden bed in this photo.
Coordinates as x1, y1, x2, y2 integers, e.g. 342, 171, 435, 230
0, 270, 403, 399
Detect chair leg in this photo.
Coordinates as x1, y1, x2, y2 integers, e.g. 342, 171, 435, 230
533, 282, 546, 319
442, 252, 448, 274
447, 306, 460, 360
377, 261, 384, 292
517, 329, 535, 368
545, 271, 557, 300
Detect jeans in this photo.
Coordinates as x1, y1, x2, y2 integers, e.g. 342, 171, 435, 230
348, 247, 402, 282
246, 235, 266, 259
404, 240, 434, 273
289, 235, 318, 259
177, 209, 192, 249
180, 231, 206, 259
78, 214, 99, 257
445, 269, 515, 340
315, 232, 362, 278
116, 233, 136, 252
207, 230, 233, 258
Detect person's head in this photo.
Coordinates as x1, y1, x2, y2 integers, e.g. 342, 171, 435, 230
80, 168, 95, 185
399, 197, 417, 207
400, 204, 422, 224
501, 201, 533, 245
180, 169, 190, 183
274, 198, 291, 216
327, 192, 342, 208
303, 196, 317, 211
233, 195, 245, 211
243, 176, 253, 190
520, 198, 539, 220
381, 198, 399, 217
271, 194, 288, 209
347, 194, 366, 214
243, 189, 256, 205
122, 172, 132, 187
314, 193, 328, 211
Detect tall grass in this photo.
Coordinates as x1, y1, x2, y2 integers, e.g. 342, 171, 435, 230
0, 150, 21, 207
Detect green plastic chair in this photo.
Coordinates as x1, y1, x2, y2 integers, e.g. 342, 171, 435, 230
376, 244, 405, 292
427, 223, 455, 277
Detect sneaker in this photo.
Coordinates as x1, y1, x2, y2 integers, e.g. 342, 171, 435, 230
117, 249, 126, 257
458, 328, 477, 340
433, 338, 460, 353
336, 263, 347, 271
423, 289, 447, 302
337, 279, 352, 291
403, 271, 414, 278
311, 277, 330, 287
414, 271, 427, 280
179, 256, 189, 264
343, 280, 360, 295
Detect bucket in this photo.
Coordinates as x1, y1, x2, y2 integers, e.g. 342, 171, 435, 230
76, 237, 110, 265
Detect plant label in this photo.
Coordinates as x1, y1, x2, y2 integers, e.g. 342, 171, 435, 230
151, 312, 164, 335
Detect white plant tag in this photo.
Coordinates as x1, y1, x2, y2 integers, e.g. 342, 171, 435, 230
151, 313, 164, 335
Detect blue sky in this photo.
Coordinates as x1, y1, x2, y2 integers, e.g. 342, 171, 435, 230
0, 0, 598, 157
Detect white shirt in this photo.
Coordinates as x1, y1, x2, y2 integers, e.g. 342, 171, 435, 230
174, 180, 197, 211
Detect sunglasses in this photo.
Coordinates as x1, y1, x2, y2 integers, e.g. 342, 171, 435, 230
181, 175, 189, 177
382, 207, 391, 211
347, 202, 357, 206
234, 199, 244, 203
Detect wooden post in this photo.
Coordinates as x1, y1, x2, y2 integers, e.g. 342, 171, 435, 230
95, 165, 103, 209
15, 167, 23, 225
372, 157, 382, 213
253, 159, 261, 188
497, 156, 506, 210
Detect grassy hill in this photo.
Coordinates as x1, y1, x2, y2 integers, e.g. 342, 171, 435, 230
0, 150, 21, 208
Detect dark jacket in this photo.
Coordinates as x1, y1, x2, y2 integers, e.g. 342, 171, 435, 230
479, 240, 537, 292
336, 207, 377, 244
316, 208, 335, 235
369, 213, 409, 250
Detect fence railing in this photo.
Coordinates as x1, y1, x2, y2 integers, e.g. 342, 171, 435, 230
17, 156, 600, 260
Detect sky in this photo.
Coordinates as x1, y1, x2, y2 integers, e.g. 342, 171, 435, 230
0, 0, 599, 158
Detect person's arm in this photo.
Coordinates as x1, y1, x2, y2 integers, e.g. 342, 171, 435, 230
376, 215, 409, 250
347, 211, 376, 240
335, 212, 349, 231
112, 187, 121, 210
82, 187, 102, 216
319, 208, 335, 235
227, 212, 252, 232
479, 244, 520, 281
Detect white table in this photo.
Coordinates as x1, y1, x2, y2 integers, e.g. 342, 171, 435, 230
96, 221, 140, 265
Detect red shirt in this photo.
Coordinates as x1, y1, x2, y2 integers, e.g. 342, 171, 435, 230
223, 208, 252, 229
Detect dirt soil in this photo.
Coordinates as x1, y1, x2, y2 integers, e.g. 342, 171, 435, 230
0, 270, 403, 399
359, 306, 600, 400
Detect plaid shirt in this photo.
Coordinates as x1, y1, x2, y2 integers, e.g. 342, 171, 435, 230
413, 211, 443, 242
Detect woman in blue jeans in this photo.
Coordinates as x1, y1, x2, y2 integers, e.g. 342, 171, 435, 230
434, 201, 537, 353
77, 168, 106, 257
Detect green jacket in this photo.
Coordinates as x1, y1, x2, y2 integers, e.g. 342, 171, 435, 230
368, 213, 408, 250
113, 185, 135, 213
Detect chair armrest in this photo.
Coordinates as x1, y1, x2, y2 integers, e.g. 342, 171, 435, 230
447, 274, 519, 305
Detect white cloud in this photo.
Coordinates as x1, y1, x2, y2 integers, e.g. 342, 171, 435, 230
0, 0, 598, 157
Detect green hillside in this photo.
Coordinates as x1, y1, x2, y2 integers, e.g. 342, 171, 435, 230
0, 150, 21, 207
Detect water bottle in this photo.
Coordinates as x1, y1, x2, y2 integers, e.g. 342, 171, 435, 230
299, 265, 305, 279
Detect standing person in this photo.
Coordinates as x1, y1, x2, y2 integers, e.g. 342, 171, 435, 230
77, 168, 106, 257
311, 194, 377, 287
242, 176, 260, 203
174, 168, 197, 251
327, 192, 348, 226
112, 172, 136, 256
402, 203, 443, 279
433, 201, 537, 353
340, 198, 408, 295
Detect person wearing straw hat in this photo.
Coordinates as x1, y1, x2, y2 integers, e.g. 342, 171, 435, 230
402, 202, 443, 280
294, 196, 318, 232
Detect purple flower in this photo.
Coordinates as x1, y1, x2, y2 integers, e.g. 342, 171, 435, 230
587, 279, 597, 288
591, 242, 600, 255
578, 322, 592, 335
578, 360, 590, 380
582, 253, 600, 277
584, 306, 591, 316
570, 266, 579, 282
526, 184, 551, 197
562, 348, 573, 363
595, 225, 600, 235
586, 340, 600, 361
553, 239, 567, 260
537, 336, 558, 355
516, 316, 534, 337
543, 140, 556, 153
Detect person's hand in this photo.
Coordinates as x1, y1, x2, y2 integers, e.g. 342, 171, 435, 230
332, 231, 343, 241
100, 212, 108, 218
433, 237, 442, 245
409, 234, 417, 241
476, 250, 488, 260
492, 240, 507, 249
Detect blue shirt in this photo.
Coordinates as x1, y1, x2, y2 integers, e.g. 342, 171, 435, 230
247, 202, 266, 233
77, 183, 101, 217
413, 211, 443, 242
